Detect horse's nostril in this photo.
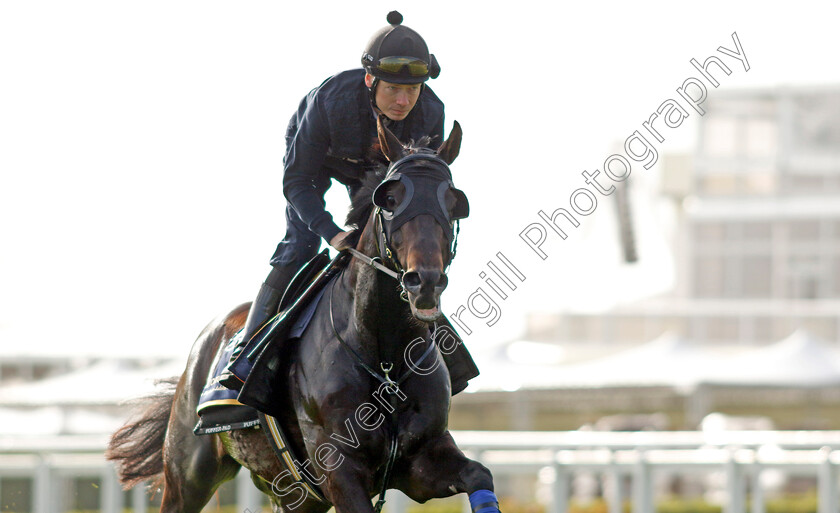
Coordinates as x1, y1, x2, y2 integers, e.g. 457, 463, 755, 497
437, 274, 449, 289
402, 272, 422, 290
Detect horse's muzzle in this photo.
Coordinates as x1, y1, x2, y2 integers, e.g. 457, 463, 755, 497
402, 269, 448, 320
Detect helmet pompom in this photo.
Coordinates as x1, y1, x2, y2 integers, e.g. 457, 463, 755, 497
386, 11, 403, 25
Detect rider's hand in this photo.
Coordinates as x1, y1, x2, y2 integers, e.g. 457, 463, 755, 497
329, 230, 355, 251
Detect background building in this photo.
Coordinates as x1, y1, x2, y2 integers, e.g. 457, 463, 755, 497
451, 85, 840, 431
526, 85, 840, 345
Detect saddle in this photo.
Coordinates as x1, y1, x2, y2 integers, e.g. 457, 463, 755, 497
194, 250, 342, 434
225, 250, 344, 392
237, 251, 352, 416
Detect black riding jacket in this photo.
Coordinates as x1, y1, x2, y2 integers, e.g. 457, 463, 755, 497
282, 69, 445, 243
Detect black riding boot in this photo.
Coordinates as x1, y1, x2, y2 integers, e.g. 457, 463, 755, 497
218, 265, 297, 390
242, 264, 300, 338
241, 282, 284, 342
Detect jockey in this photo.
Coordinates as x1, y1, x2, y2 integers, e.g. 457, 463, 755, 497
244, 11, 444, 346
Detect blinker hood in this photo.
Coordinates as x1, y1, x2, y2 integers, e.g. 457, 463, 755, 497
372, 154, 469, 243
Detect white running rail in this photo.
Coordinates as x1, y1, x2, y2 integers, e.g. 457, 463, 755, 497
3, 431, 840, 513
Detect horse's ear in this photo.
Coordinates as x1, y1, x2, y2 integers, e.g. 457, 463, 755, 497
377, 116, 407, 162
437, 121, 462, 165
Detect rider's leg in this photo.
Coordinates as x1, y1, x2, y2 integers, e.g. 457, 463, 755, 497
262, 204, 322, 317
218, 205, 320, 389
240, 265, 296, 340
243, 204, 322, 340
216, 264, 297, 390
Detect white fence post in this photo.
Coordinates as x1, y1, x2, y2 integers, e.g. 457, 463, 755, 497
132, 482, 148, 513
551, 459, 569, 513
751, 458, 764, 513
101, 465, 122, 513
33, 458, 53, 513
818, 447, 837, 513
607, 451, 623, 513
725, 449, 745, 513
633, 451, 652, 513
236, 467, 265, 512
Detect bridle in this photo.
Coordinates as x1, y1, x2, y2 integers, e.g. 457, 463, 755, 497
350, 151, 468, 296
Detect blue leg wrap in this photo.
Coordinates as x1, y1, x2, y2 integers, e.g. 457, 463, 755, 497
469, 489, 500, 513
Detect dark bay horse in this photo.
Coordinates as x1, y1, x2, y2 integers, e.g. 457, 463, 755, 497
107, 118, 497, 513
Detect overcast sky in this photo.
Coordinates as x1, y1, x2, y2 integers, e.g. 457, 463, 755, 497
2, 1, 838, 358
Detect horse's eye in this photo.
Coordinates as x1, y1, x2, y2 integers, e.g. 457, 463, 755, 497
386, 195, 397, 210
445, 190, 457, 211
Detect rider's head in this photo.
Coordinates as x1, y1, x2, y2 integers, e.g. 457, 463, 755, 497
361, 11, 440, 120
364, 76, 421, 122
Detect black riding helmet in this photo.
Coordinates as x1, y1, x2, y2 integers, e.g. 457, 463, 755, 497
361, 11, 441, 85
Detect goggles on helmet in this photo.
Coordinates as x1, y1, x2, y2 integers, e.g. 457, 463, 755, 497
374, 56, 430, 77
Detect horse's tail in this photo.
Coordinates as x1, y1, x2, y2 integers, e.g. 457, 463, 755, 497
105, 376, 179, 490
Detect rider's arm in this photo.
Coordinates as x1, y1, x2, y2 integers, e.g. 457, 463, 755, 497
282, 95, 344, 244
421, 87, 445, 149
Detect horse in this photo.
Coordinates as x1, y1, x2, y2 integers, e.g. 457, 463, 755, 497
106, 117, 498, 513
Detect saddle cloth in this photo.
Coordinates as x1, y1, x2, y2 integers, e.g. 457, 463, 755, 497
194, 284, 330, 435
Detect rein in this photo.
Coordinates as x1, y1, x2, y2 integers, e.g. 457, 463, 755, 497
327, 277, 439, 513
347, 247, 401, 281
348, 242, 410, 303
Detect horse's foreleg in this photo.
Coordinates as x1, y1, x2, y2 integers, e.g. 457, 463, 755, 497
321, 458, 379, 513
395, 431, 497, 511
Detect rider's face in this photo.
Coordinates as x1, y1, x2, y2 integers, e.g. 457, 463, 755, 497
365, 75, 422, 121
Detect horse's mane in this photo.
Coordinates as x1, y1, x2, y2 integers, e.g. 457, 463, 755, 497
345, 136, 437, 233
346, 166, 387, 231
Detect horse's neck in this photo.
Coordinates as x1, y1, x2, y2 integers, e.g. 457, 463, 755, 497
342, 229, 426, 367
